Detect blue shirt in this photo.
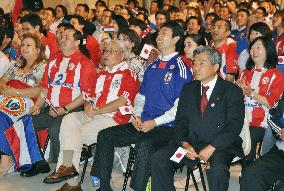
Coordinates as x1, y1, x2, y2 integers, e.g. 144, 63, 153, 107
140, 54, 192, 127
231, 27, 249, 55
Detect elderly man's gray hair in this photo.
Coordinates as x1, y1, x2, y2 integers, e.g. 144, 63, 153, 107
193, 45, 222, 65
107, 40, 128, 60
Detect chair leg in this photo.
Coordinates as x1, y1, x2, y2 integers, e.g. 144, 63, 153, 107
185, 167, 191, 191
190, 170, 199, 191
122, 146, 135, 191
42, 135, 50, 155
198, 163, 207, 191
80, 146, 92, 184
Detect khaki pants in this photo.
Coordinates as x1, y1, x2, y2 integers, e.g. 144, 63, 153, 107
56, 111, 117, 171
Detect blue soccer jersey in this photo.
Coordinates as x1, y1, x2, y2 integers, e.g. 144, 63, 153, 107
140, 53, 192, 127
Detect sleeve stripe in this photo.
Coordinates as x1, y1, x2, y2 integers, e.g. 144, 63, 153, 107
177, 57, 187, 79
267, 115, 282, 133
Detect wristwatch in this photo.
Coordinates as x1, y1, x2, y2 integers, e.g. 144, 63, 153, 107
63, 106, 69, 114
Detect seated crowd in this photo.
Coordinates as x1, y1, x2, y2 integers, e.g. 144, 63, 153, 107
0, 0, 284, 191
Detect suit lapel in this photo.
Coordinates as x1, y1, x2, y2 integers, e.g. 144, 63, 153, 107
191, 81, 202, 119
203, 77, 225, 119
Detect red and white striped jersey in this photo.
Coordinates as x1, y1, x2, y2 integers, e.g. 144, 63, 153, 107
41, 50, 96, 107
211, 38, 239, 79
239, 68, 284, 128
92, 61, 140, 125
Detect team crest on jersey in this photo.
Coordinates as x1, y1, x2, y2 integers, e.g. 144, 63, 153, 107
164, 72, 172, 83
69, 63, 75, 70
262, 77, 270, 85
0, 96, 26, 116
112, 79, 121, 88
169, 65, 175, 69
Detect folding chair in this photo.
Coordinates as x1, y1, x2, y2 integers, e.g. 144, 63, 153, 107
122, 145, 135, 191
80, 143, 97, 184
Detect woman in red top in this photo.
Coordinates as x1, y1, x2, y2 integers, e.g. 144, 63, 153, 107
181, 34, 206, 71
237, 36, 284, 162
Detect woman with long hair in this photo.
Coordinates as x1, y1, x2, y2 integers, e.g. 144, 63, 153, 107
0, 33, 47, 175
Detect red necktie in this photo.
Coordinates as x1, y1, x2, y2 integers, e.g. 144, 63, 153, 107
201, 85, 209, 117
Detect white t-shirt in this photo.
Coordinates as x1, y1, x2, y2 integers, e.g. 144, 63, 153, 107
0, 51, 12, 78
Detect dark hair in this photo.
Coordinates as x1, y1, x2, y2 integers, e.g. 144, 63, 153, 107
55, 5, 68, 17
168, 6, 180, 14
213, 2, 222, 7
248, 22, 272, 41
137, 7, 149, 15
64, 27, 90, 59
20, 14, 43, 34
95, 0, 107, 7
212, 18, 231, 32
155, 10, 170, 21
127, 0, 139, 7
256, 7, 267, 17
69, 14, 86, 25
0, 27, 5, 45
115, 5, 123, 10
185, 34, 206, 46
205, 12, 219, 20
129, 19, 147, 31
186, 16, 202, 26
77, 4, 89, 13
179, 0, 188, 4
112, 15, 128, 30
117, 28, 141, 55
160, 20, 184, 52
246, 36, 277, 70
19, 8, 31, 15
136, 12, 149, 22
45, 7, 56, 18
238, 2, 251, 10
237, 9, 250, 17
57, 22, 75, 30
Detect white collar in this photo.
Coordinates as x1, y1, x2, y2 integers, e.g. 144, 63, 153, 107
201, 74, 218, 87
159, 52, 178, 61
105, 61, 128, 73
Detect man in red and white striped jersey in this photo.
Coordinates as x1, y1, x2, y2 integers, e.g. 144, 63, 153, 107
42, 40, 140, 190
20, 28, 96, 178
211, 18, 239, 82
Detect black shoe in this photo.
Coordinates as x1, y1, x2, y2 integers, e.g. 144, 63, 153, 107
20, 160, 51, 177
96, 189, 101, 191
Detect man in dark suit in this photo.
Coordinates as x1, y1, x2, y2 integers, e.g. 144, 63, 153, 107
151, 45, 245, 191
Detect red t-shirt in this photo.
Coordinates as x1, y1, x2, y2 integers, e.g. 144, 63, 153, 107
40, 32, 60, 59
211, 38, 239, 79
86, 35, 101, 68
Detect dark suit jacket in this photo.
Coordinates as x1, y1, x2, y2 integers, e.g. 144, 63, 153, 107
174, 77, 245, 157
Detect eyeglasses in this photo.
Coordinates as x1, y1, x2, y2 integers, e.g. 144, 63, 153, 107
102, 49, 121, 54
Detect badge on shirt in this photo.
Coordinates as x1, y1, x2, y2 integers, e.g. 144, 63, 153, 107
169, 65, 175, 69
112, 79, 121, 89
262, 77, 270, 85
164, 72, 172, 83
69, 63, 75, 70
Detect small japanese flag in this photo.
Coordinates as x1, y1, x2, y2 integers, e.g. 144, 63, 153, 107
119, 106, 133, 115
170, 147, 187, 163
140, 44, 154, 59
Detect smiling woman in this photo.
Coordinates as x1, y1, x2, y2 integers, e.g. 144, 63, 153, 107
237, 36, 284, 163
0, 33, 47, 175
